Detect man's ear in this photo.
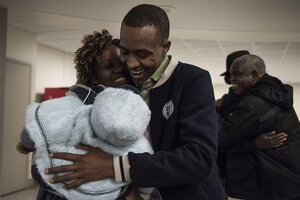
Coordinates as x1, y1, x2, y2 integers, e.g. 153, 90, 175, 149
162, 40, 171, 56
252, 70, 259, 83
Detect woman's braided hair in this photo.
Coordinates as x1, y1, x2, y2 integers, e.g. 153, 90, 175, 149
74, 29, 119, 89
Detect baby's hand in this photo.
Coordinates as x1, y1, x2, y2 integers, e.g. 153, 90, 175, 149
16, 142, 33, 154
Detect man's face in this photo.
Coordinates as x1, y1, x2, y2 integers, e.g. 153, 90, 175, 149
230, 63, 255, 95
119, 24, 169, 88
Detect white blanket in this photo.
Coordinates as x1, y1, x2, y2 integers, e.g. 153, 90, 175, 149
25, 87, 152, 200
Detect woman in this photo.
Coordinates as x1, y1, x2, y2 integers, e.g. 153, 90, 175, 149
17, 29, 142, 200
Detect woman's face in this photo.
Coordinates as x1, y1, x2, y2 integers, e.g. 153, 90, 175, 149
95, 44, 131, 87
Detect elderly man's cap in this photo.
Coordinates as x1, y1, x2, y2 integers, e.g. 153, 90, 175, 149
220, 50, 250, 76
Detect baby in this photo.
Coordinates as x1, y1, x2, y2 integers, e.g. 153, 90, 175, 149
20, 87, 152, 200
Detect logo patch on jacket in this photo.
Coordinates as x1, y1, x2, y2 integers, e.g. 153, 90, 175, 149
162, 100, 174, 120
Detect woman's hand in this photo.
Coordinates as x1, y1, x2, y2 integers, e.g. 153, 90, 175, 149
255, 131, 287, 150
16, 142, 33, 154
45, 144, 114, 189
215, 96, 224, 108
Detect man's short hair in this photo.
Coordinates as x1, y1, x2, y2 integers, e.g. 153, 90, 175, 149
122, 4, 170, 43
234, 54, 266, 76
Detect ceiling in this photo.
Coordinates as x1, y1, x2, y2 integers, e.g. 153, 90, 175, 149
1, 0, 300, 84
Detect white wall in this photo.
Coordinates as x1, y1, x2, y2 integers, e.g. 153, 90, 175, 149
0, 7, 7, 195
4, 25, 36, 192
292, 83, 300, 117
7, 25, 76, 97
36, 44, 75, 94
4, 25, 75, 190
6, 25, 36, 101
7, 26, 36, 64
213, 82, 300, 117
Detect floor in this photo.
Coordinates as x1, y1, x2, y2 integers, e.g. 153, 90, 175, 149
0, 185, 39, 200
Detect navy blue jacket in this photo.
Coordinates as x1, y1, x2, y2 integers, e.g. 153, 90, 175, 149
129, 60, 226, 200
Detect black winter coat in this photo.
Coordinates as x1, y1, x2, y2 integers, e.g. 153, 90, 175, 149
219, 74, 300, 200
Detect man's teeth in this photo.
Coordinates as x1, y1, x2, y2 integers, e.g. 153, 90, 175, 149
130, 69, 144, 75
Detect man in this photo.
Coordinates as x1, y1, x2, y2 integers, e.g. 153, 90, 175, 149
46, 4, 226, 200
216, 51, 287, 192
219, 54, 300, 199
216, 50, 250, 113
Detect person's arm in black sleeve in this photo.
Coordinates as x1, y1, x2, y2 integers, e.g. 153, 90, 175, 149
128, 69, 218, 187
16, 128, 34, 154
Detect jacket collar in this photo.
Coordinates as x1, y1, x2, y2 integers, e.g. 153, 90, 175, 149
153, 55, 179, 88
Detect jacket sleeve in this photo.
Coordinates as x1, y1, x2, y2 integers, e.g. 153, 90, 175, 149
128, 68, 219, 187
20, 128, 35, 149
218, 96, 265, 152
217, 87, 242, 117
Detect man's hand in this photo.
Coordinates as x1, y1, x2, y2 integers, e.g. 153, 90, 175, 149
255, 131, 287, 150
45, 144, 114, 189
